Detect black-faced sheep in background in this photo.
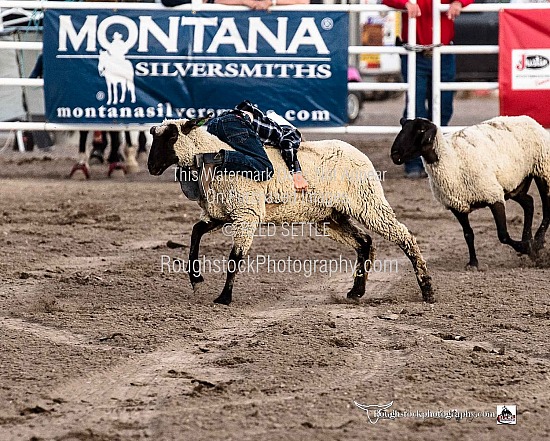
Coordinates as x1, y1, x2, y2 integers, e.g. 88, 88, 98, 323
391, 116, 550, 269
148, 117, 435, 305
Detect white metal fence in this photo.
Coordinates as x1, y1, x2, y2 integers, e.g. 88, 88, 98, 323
0, 0, 549, 146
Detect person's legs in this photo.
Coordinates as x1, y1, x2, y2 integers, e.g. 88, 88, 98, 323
440, 54, 456, 126
89, 131, 107, 164
206, 113, 273, 181
424, 54, 454, 125
400, 55, 410, 119
122, 131, 140, 173
107, 131, 122, 164
421, 55, 434, 121
414, 55, 432, 120
76, 130, 89, 165
71, 130, 91, 177
401, 54, 431, 119
78, 131, 88, 154
138, 131, 147, 154
401, 55, 430, 176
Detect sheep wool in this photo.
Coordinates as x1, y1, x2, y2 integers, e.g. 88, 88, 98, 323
391, 115, 550, 268
174, 122, 413, 249
149, 118, 435, 304
426, 116, 550, 213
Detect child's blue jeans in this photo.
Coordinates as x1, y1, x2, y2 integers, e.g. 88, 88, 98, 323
206, 113, 274, 181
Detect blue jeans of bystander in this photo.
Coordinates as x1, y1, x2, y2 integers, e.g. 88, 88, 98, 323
400, 52, 456, 173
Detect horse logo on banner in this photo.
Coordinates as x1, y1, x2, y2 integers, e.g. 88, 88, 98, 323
98, 32, 136, 105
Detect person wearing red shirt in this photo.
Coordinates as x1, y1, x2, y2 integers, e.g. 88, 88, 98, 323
382, 0, 473, 178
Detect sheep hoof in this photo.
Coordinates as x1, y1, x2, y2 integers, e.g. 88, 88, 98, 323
467, 263, 488, 272
191, 282, 204, 293
419, 276, 435, 303
190, 275, 204, 289
421, 288, 436, 304
517, 240, 533, 256
529, 241, 543, 260
346, 289, 365, 299
213, 295, 231, 305
465, 263, 479, 271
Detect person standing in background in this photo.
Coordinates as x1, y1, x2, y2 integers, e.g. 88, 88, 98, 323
382, 0, 473, 178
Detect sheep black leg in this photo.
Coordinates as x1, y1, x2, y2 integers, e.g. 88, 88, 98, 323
213, 213, 258, 305
489, 202, 531, 255
214, 247, 242, 305
509, 176, 534, 243
347, 235, 372, 299
533, 177, 550, 256
451, 209, 479, 269
511, 192, 534, 242
188, 220, 223, 289
398, 241, 435, 303
319, 215, 374, 299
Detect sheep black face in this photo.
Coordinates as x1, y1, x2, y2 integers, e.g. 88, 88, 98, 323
390, 118, 438, 165
148, 123, 180, 176
148, 116, 214, 176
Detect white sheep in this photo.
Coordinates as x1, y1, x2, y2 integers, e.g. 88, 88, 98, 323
148, 117, 435, 305
390, 115, 550, 269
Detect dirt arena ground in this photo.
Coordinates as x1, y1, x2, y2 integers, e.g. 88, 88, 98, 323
1, 95, 549, 440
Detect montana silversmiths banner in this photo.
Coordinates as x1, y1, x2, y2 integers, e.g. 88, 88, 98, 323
43, 9, 348, 127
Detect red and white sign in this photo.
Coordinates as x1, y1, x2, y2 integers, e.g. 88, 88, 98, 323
512, 49, 550, 90
499, 9, 550, 127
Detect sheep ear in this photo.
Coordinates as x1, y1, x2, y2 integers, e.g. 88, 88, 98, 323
180, 120, 196, 135
181, 113, 214, 135
421, 126, 437, 147
420, 125, 439, 163
167, 123, 179, 144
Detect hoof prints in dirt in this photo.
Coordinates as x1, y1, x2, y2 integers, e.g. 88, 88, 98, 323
2, 143, 550, 440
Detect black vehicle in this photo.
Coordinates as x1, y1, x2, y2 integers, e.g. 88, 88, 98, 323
454, 0, 503, 82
